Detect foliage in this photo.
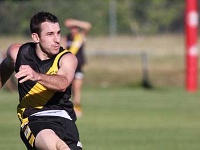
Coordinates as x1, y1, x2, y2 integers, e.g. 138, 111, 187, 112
128, 0, 184, 34
0, 0, 185, 36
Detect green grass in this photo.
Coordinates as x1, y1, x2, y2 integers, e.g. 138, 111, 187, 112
1, 87, 200, 150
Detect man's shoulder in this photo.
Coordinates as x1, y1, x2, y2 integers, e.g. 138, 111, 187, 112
20, 42, 35, 50
57, 48, 72, 61
15, 42, 36, 62
7, 43, 22, 62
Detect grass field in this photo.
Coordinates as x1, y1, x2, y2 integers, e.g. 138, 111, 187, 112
1, 87, 200, 150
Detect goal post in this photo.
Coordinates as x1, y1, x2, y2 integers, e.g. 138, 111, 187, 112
185, 0, 198, 92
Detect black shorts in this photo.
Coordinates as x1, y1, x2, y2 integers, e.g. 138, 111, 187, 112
20, 116, 82, 150
76, 64, 83, 73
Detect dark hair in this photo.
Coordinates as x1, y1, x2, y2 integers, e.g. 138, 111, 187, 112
30, 11, 59, 35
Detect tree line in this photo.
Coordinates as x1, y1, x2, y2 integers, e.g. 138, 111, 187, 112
0, 0, 186, 36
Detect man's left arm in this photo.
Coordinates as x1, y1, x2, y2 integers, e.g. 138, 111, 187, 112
38, 53, 77, 91
15, 53, 77, 92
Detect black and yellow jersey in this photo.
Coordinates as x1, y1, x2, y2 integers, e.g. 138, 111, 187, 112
66, 33, 86, 66
15, 42, 76, 126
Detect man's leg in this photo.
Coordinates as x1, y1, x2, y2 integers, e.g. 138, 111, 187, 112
35, 129, 71, 150
72, 78, 83, 118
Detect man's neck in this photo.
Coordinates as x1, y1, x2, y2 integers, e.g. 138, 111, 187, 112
35, 45, 51, 61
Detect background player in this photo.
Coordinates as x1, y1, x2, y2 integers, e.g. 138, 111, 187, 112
63, 18, 92, 117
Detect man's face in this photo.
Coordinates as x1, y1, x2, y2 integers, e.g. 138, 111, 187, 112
39, 22, 61, 56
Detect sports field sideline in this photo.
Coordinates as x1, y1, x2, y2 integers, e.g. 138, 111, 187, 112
0, 86, 200, 150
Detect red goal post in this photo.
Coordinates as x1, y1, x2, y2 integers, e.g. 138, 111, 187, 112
185, 0, 198, 92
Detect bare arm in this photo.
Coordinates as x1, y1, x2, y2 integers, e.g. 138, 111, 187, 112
15, 53, 77, 92
0, 44, 21, 89
0, 58, 14, 89
38, 53, 77, 91
64, 19, 92, 54
64, 19, 92, 35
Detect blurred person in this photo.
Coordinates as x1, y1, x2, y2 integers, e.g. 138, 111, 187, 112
0, 52, 17, 91
63, 18, 92, 118
0, 12, 82, 150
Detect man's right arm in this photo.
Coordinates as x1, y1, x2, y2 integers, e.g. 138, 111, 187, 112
0, 57, 14, 89
0, 44, 21, 89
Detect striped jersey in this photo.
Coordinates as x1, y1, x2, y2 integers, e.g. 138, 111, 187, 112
66, 33, 86, 66
15, 42, 76, 126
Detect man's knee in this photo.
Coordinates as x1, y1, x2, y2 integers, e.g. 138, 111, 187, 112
35, 129, 70, 150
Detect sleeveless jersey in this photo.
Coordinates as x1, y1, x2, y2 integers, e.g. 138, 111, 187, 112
66, 33, 86, 66
15, 42, 76, 126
